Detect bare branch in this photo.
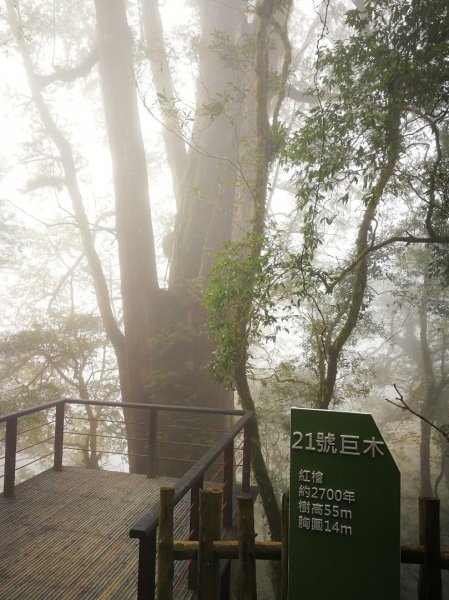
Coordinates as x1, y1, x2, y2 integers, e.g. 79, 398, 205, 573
386, 384, 449, 443
326, 234, 449, 293
6, 1, 125, 357
36, 48, 98, 89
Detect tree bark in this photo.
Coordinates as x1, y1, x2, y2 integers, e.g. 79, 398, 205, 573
8, 0, 290, 495
169, 1, 244, 286
318, 103, 401, 408
419, 275, 436, 496
231, 0, 285, 543
94, 0, 164, 472
140, 0, 187, 208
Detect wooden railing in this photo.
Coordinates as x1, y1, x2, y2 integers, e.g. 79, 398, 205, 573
129, 408, 254, 600
0, 399, 63, 497
157, 492, 449, 600
0, 399, 254, 600
158, 488, 287, 600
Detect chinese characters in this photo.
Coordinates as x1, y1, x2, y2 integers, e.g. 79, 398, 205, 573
297, 472, 355, 537
292, 431, 385, 457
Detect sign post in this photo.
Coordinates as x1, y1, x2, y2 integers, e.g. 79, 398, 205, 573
289, 408, 400, 599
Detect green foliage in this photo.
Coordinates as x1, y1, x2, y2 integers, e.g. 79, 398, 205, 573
200, 29, 259, 121
0, 313, 118, 411
0, 313, 104, 357
209, 30, 256, 73
230, 0, 449, 415
283, 0, 449, 259
204, 232, 283, 387
272, 0, 449, 411
0, 312, 122, 470
426, 127, 449, 283
199, 91, 232, 119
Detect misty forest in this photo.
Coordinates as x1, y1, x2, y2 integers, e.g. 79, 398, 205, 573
0, 0, 448, 597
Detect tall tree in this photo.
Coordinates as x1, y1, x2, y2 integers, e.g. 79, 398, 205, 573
3, 0, 293, 522
388, 252, 449, 497
278, 0, 449, 407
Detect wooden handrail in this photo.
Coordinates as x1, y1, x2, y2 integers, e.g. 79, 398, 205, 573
161, 492, 449, 600
130, 409, 254, 600
167, 541, 449, 568
223, 441, 234, 529
130, 409, 254, 539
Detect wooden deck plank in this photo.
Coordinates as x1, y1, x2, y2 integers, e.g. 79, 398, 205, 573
0, 468, 251, 599
0, 468, 177, 599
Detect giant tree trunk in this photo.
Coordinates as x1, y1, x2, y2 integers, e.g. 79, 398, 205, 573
9, 0, 289, 491
95, 0, 162, 473
95, 0, 234, 475
170, 1, 243, 286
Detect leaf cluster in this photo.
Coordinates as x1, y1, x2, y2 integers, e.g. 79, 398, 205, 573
0, 313, 117, 410
204, 232, 285, 387
284, 0, 449, 246
209, 30, 256, 73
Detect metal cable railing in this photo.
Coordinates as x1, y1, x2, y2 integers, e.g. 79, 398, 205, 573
0, 398, 253, 498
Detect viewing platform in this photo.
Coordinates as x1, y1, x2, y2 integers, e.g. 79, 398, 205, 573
0, 399, 254, 599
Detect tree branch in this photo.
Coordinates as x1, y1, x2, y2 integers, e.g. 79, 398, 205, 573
326, 234, 449, 293
36, 48, 98, 88
386, 384, 449, 443
6, 1, 125, 358
318, 101, 402, 407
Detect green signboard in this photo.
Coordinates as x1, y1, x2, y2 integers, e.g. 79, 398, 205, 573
289, 408, 400, 599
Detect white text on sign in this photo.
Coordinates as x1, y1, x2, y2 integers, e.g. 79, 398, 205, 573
292, 431, 385, 457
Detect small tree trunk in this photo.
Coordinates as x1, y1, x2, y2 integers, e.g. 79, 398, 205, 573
420, 419, 433, 496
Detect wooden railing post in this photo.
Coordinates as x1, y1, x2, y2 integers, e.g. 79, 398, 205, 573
242, 422, 252, 493
158, 487, 174, 600
418, 497, 442, 600
4, 416, 17, 498
188, 475, 203, 590
418, 497, 425, 600
281, 493, 289, 600
198, 489, 222, 600
148, 407, 158, 478
54, 402, 65, 471
137, 531, 157, 600
223, 440, 234, 529
238, 494, 257, 600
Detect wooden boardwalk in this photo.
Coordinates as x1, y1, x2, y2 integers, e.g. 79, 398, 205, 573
0, 467, 178, 599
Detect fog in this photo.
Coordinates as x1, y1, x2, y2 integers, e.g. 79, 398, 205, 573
0, 1, 448, 598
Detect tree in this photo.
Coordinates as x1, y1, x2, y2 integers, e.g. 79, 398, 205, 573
3, 0, 293, 540
0, 312, 121, 469
276, 0, 449, 408
205, 4, 449, 555
383, 246, 449, 497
